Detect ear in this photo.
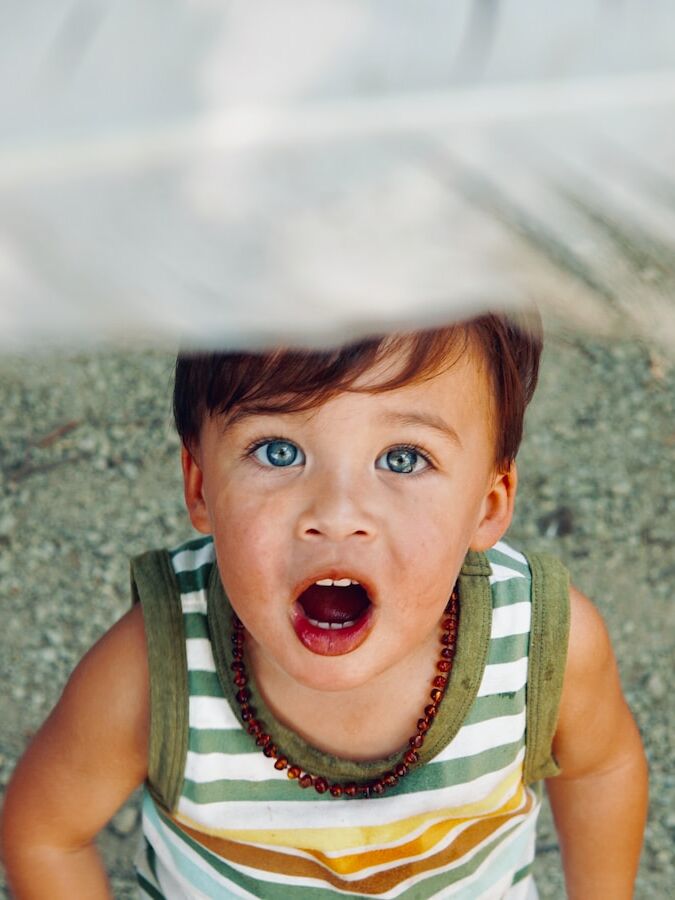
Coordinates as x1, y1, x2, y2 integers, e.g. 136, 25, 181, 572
469, 462, 517, 552
181, 445, 212, 534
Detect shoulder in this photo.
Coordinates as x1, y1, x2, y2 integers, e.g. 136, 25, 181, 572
48, 603, 150, 782
2, 606, 149, 851
66, 603, 149, 731
561, 585, 614, 704
552, 584, 636, 778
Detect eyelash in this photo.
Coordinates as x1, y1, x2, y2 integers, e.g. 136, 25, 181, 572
243, 437, 435, 471
242, 435, 291, 460
388, 443, 434, 470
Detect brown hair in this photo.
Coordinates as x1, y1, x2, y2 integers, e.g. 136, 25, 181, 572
174, 312, 542, 471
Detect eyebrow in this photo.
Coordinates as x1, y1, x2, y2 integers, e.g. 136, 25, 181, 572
379, 411, 463, 448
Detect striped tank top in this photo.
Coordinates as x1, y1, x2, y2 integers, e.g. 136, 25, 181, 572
131, 537, 569, 899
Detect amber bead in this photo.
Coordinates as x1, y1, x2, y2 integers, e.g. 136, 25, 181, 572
256, 733, 271, 747
383, 773, 398, 787
395, 763, 408, 778
232, 647, 243, 662
247, 719, 261, 735
437, 660, 451, 672
233, 672, 248, 687
404, 750, 419, 765
231, 660, 245, 671
314, 777, 328, 794
236, 688, 250, 703
425, 704, 437, 718
432, 675, 447, 689
442, 617, 455, 630
345, 783, 358, 796
430, 688, 443, 703
371, 781, 385, 795
274, 757, 288, 770
287, 766, 301, 779
241, 705, 256, 722
262, 744, 277, 758
409, 734, 424, 749
441, 648, 454, 660
417, 718, 429, 734
440, 632, 452, 645
330, 784, 343, 798
299, 774, 314, 789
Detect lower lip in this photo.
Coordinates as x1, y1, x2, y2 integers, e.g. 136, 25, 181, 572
290, 602, 374, 656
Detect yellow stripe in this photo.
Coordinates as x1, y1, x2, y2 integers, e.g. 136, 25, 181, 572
164, 789, 535, 891
174, 765, 523, 853
308, 786, 528, 876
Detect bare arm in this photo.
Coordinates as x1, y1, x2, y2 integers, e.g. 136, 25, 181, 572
547, 586, 648, 900
0, 604, 149, 898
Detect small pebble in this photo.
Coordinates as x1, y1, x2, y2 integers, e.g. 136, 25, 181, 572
647, 674, 666, 701
110, 806, 139, 837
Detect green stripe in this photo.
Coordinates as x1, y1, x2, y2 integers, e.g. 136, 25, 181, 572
184, 612, 209, 638
175, 563, 213, 594
189, 727, 258, 755
463, 688, 526, 726
188, 670, 223, 697
486, 633, 529, 665
511, 860, 533, 885
486, 547, 530, 578
147, 838, 159, 882
181, 740, 524, 804
169, 535, 214, 558
490, 578, 531, 608
137, 872, 164, 900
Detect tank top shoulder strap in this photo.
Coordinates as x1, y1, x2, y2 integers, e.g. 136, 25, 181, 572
521, 551, 571, 783
130, 547, 189, 812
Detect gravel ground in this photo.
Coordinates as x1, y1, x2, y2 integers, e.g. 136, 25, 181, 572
0, 332, 673, 898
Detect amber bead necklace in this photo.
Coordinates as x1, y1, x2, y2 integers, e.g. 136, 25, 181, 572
230, 587, 459, 799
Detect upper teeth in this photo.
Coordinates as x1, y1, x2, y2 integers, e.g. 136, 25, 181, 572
315, 578, 359, 587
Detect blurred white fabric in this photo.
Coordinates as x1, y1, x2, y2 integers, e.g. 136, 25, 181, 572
1, 1, 674, 349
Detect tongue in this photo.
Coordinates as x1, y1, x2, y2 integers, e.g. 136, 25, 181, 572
299, 584, 370, 624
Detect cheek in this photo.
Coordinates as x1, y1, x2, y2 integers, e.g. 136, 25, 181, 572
212, 485, 290, 580
389, 486, 483, 601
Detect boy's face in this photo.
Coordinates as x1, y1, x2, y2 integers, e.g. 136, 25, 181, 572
183, 348, 515, 695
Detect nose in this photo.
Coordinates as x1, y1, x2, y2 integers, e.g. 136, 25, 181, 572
296, 470, 376, 543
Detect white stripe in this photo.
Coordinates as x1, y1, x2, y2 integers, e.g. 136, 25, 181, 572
433, 711, 526, 762
185, 749, 288, 784
186, 638, 217, 672
189, 695, 241, 730
388, 799, 536, 900
215, 791, 536, 896
491, 602, 531, 638
180, 589, 208, 614
144, 804, 254, 899
478, 658, 529, 697
489, 563, 526, 585
172, 542, 215, 574
493, 542, 528, 566
176, 748, 525, 832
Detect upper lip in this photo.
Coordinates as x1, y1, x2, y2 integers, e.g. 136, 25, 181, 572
291, 567, 377, 605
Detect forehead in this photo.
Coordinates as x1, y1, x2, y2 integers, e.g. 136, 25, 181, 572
225, 343, 493, 438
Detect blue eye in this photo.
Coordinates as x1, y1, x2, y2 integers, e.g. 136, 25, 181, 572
253, 440, 304, 468
376, 446, 429, 474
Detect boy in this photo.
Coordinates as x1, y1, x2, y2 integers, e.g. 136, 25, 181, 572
1, 315, 647, 898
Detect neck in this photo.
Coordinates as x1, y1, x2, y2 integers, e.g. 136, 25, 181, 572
247, 629, 441, 761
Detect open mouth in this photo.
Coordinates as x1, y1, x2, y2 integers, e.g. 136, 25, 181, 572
291, 578, 374, 655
